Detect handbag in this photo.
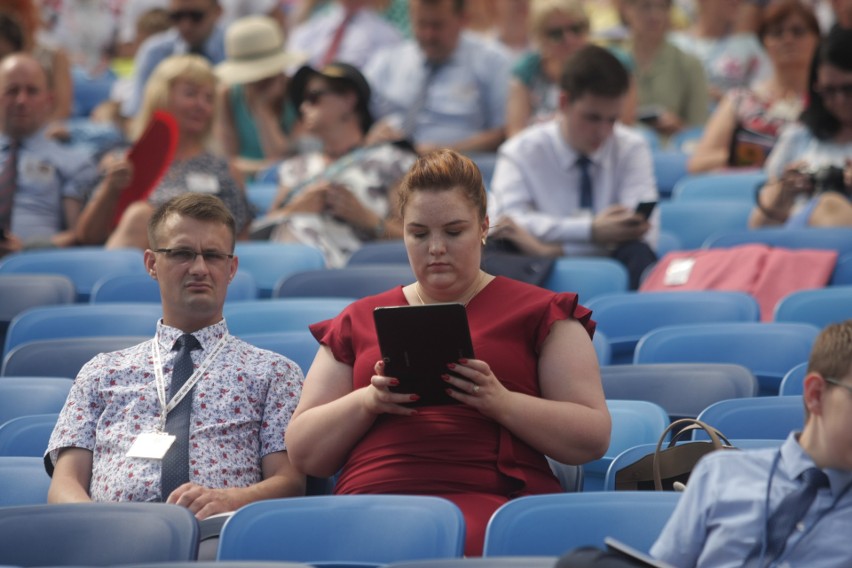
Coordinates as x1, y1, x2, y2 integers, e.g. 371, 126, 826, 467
614, 418, 737, 491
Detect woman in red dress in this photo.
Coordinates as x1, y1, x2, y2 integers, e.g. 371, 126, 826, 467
285, 149, 611, 556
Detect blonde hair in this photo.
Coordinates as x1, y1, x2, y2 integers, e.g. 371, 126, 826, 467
129, 54, 217, 141
529, 0, 589, 39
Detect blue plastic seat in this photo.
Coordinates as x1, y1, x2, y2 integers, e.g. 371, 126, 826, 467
0, 457, 52, 506
90, 271, 258, 303
659, 201, 753, 250
695, 396, 805, 440
669, 126, 705, 153
4, 303, 161, 355
483, 492, 681, 556
704, 227, 852, 256
600, 363, 758, 420
1, 336, 149, 377
592, 330, 611, 366
671, 170, 766, 202
773, 286, 852, 328
586, 291, 760, 364
633, 322, 820, 395
0, 274, 76, 359
234, 242, 326, 298
71, 66, 116, 117
541, 258, 629, 301
832, 253, 852, 285
0, 378, 72, 425
583, 400, 670, 491
246, 181, 280, 214
0, 247, 146, 301
224, 298, 353, 336
0, 503, 199, 566
274, 265, 415, 298
346, 241, 409, 265
652, 150, 689, 198
239, 331, 319, 377
779, 362, 808, 396
217, 495, 465, 565
0, 413, 59, 457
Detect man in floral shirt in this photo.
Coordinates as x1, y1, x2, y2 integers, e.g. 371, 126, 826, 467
45, 193, 305, 517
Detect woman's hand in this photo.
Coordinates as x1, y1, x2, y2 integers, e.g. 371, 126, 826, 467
361, 360, 419, 416
442, 358, 511, 418
324, 183, 375, 228
284, 181, 330, 214
778, 160, 816, 199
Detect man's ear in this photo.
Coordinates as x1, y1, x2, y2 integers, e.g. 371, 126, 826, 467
143, 249, 157, 279
803, 372, 827, 418
559, 90, 571, 112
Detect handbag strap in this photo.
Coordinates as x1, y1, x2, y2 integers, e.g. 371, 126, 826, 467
652, 418, 732, 491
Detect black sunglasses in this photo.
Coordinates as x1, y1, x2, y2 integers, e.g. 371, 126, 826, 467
815, 83, 852, 100
169, 10, 206, 23
303, 89, 333, 105
544, 22, 588, 42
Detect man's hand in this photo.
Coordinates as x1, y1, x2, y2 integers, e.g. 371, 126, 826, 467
489, 216, 562, 257
0, 232, 22, 257
99, 152, 134, 196
166, 483, 240, 519
591, 205, 650, 247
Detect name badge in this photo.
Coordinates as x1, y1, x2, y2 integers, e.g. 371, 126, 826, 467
186, 172, 220, 194
20, 156, 55, 185
664, 258, 696, 286
126, 432, 175, 460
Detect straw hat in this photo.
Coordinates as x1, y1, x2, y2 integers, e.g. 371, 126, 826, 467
214, 15, 306, 85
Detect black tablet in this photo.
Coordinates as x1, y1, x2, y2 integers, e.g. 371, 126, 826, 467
373, 303, 475, 407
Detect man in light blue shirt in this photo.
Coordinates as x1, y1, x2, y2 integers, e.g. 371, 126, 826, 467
363, 0, 510, 154
121, 0, 226, 118
651, 319, 852, 568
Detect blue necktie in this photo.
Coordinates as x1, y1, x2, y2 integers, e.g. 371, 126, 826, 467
401, 62, 441, 139
763, 467, 829, 562
160, 333, 201, 499
577, 155, 593, 210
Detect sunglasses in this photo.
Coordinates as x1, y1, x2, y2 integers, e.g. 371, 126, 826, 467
766, 25, 812, 39
544, 23, 588, 42
303, 89, 333, 105
815, 83, 852, 100
169, 10, 206, 23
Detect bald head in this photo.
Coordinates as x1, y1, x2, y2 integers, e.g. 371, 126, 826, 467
0, 53, 53, 140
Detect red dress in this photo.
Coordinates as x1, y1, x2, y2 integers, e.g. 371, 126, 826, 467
309, 276, 595, 555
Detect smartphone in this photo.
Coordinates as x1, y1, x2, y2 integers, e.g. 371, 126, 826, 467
0, 227, 6, 241
635, 201, 657, 220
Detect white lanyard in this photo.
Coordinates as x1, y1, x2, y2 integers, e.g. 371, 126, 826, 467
151, 332, 229, 431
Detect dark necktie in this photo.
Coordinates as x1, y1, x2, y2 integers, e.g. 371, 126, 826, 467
160, 333, 201, 499
320, 10, 355, 66
401, 62, 441, 139
577, 155, 593, 210
0, 140, 19, 232
763, 467, 829, 562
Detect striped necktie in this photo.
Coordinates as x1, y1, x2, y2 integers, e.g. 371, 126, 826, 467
0, 140, 19, 233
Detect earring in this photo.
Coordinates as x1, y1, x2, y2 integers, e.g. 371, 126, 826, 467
481, 237, 487, 246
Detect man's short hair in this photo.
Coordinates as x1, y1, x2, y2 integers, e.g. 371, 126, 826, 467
560, 44, 630, 102
808, 319, 852, 383
147, 193, 236, 250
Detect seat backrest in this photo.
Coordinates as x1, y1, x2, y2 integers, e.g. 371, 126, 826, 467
245, 181, 279, 214
0, 502, 199, 565
659, 201, 753, 250
586, 291, 760, 364
274, 265, 415, 299
482, 492, 681, 556
705, 227, 852, 256
217, 495, 465, 564
1, 336, 149, 377
541, 258, 629, 302
695, 396, 805, 440
223, 298, 354, 336
651, 150, 689, 198
779, 362, 809, 396
4, 303, 161, 355
0, 456, 51, 506
0, 379, 72, 425
0, 274, 76, 360
583, 400, 669, 491
346, 241, 409, 265
234, 242, 326, 298
671, 170, 766, 202
592, 330, 611, 366
546, 458, 584, 493
90, 272, 258, 303
600, 363, 758, 420
773, 286, 852, 328
633, 322, 819, 395
831, 253, 852, 285
0, 248, 146, 301
238, 331, 320, 377
0, 413, 59, 457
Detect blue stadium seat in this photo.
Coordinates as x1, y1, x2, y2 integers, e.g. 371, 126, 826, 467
779, 362, 808, 396
542, 258, 629, 302
90, 271, 258, 303
346, 241, 409, 265
274, 265, 415, 298
239, 331, 320, 377
773, 286, 852, 328
652, 150, 689, 198
669, 126, 705, 153
671, 170, 766, 202
695, 396, 805, 440
0, 378, 72, 425
0, 274, 76, 359
224, 298, 353, 336
1, 336, 149, 377
234, 243, 326, 298
704, 227, 852, 256
0, 457, 52, 506
633, 322, 820, 395
832, 253, 852, 285
586, 291, 760, 364
659, 201, 752, 250
246, 181, 280, 215
483, 492, 681, 556
592, 330, 611, 366
0, 413, 59, 457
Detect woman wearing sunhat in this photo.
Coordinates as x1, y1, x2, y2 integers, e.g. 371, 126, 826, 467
214, 15, 307, 178
251, 61, 417, 267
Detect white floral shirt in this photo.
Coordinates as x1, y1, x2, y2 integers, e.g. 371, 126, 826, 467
46, 319, 303, 502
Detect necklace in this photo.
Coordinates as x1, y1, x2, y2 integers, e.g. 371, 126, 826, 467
415, 271, 486, 307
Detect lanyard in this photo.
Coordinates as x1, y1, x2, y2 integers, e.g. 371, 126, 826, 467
151, 333, 229, 431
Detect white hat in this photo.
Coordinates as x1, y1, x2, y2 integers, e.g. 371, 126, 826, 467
214, 15, 306, 85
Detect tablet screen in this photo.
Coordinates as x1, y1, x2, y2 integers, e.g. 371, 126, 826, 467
373, 303, 474, 407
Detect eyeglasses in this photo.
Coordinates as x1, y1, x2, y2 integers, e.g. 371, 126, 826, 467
303, 89, 332, 105
824, 377, 852, 395
154, 248, 234, 265
543, 22, 588, 42
169, 10, 206, 23
815, 83, 852, 100
766, 25, 812, 39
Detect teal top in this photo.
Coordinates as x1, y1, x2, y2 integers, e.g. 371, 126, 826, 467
229, 84, 298, 160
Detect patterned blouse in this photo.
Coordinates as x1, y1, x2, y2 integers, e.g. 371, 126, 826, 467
46, 320, 303, 502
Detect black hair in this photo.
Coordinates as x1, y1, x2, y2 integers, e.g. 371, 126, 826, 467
800, 26, 852, 141
0, 12, 25, 54
560, 44, 630, 102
